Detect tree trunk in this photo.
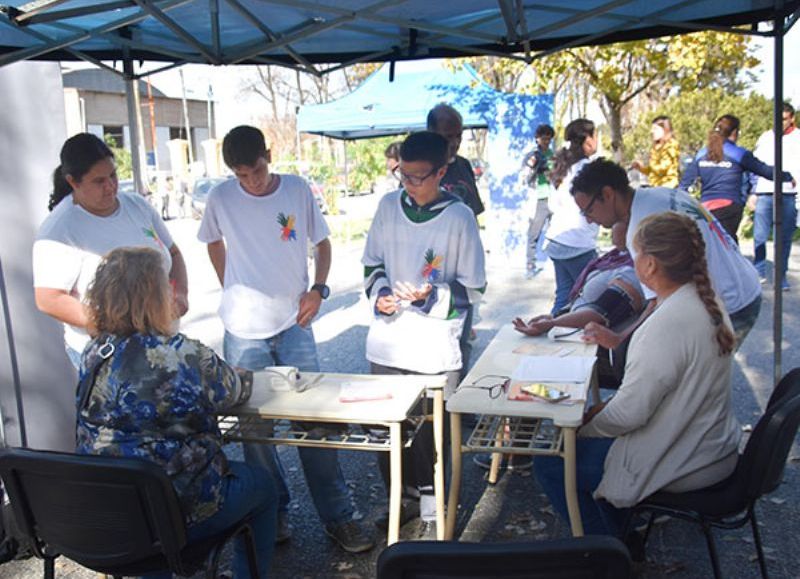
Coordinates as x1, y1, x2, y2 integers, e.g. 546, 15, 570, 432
603, 97, 624, 162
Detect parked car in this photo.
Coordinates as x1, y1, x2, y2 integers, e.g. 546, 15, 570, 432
117, 179, 136, 195
190, 176, 230, 218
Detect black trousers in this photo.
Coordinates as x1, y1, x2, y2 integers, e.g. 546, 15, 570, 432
710, 202, 744, 245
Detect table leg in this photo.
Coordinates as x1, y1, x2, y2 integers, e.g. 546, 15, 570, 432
563, 427, 584, 537
444, 412, 462, 540
432, 389, 445, 540
488, 418, 504, 484
388, 422, 402, 545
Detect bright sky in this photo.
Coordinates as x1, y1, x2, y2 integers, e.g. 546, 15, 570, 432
750, 24, 800, 104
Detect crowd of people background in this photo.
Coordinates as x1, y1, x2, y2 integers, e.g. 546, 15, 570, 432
27, 98, 800, 576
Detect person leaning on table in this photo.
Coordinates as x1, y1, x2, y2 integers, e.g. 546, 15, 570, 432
76, 247, 278, 579
33, 133, 188, 369
534, 212, 741, 539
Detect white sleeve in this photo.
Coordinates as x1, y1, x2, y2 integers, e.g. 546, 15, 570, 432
362, 205, 391, 310
198, 193, 223, 243
32, 239, 83, 291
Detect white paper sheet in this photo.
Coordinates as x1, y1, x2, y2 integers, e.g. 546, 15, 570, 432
339, 381, 394, 403
511, 355, 595, 383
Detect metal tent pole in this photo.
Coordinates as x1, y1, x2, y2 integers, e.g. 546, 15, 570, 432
772, 0, 786, 386
0, 256, 27, 448
123, 52, 146, 195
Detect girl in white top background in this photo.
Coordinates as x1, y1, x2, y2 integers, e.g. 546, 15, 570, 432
544, 119, 600, 315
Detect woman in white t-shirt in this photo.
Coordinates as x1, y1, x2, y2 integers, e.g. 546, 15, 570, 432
544, 119, 600, 315
33, 133, 189, 367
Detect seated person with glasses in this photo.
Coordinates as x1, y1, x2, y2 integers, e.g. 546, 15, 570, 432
534, 212, 740, 540
76, 247, 278, 579
364, 130, 487, 539
513, 221, 644, 338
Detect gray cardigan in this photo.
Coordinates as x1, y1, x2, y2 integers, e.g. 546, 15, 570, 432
580, 283, 741, 508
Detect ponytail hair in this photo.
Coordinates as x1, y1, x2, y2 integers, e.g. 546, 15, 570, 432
633, 212, 735, 356
706, 115, 739, 164
48, 133, 114, 211
550, 118, 595, 188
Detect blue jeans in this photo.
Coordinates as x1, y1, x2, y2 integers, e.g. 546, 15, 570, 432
534, 437, 628, 536
145, 461, 278, 579
730, 295, 762, 350
551, 250, 597, 315
753, 195, 797, 277
224, 325, 353, 526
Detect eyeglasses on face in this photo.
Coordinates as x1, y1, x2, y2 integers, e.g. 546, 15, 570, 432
579, 194, 601, 218
463, 375, 510, 399
392, 166, 439, 187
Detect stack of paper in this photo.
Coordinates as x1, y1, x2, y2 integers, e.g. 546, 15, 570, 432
511, 355, 595, 384
339, 381, 393, 403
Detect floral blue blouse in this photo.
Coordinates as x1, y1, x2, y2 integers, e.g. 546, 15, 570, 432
76, 333, 242, 524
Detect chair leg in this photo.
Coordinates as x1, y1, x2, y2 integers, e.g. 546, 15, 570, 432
700, 519, 723, 579
241, 524, 260, 579
43, 557, 55, 579
749, 508, 769, 579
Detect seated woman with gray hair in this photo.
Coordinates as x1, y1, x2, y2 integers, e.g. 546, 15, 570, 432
76, 246, 278, 579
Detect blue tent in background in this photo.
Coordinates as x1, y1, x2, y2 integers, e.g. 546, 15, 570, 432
296, 61, 496, 139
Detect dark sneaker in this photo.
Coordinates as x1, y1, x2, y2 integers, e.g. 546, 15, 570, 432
414, 519, 438, 541
324, 520, 375, 553
375, 500, 420, 531
275, 512, 291, 545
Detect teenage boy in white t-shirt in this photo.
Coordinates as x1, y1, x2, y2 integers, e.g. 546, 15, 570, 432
198, 125, 373, 553
362, 131, 486, 539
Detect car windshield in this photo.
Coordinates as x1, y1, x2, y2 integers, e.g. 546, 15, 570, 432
193, 178, 226, 199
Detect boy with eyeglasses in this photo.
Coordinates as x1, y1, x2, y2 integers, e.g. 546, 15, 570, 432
362, 131, 486, 539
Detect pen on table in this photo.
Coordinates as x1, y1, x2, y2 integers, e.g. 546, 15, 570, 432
558, 347, 575, 357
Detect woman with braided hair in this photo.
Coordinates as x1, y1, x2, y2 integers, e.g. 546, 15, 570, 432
534, 212, 741, 536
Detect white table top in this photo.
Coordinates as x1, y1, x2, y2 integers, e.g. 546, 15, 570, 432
227, 372, 446, 424
447, 325, 597, 427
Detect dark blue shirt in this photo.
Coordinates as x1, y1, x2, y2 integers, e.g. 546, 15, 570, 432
679, 140, 792, 204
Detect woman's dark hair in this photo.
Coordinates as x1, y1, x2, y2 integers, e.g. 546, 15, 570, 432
50, 133, 114, 211
550, 119, 595, 188
384, 141, 402, 161
399, 131, 448, 169
706, 114, 739, 163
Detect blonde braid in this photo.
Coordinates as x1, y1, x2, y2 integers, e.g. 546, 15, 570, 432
686, 226, 735, 356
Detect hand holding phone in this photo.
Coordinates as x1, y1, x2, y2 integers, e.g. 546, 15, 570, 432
521, 383, 570, 403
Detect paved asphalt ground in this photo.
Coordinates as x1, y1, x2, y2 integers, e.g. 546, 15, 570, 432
3, 194, 800, 578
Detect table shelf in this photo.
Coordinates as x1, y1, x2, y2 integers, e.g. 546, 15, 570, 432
219, 415, 426, 452
464, 415, 563, 455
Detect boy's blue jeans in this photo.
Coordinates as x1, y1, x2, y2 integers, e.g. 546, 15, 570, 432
224, 325, 353, 526
753, 194, 797, 277
550, 250, 597, 315
145, 461, 278, 579
534, 437, 628, 536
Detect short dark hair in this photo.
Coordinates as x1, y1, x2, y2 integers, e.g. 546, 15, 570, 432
784, 102, 795, 116
535, 124, 555, 138
426, 103, 462, 131
400, 131, 449, 169
222, 125, 268, 168
570, 158, 632, 199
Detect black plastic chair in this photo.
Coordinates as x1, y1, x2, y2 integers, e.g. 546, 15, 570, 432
632, 369, 800, 579
0, 448, 259, 579
376, 536, 632, 578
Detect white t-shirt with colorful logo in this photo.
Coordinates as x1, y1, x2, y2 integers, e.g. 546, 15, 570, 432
198, 174, 330, 339
362, 190, 486, 373
627, 187, 761, 314
33, 192, 174, 352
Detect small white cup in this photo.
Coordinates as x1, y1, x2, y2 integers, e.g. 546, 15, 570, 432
264, 366, 301, 391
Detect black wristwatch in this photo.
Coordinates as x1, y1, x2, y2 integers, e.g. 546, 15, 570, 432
311, 283, 330, 300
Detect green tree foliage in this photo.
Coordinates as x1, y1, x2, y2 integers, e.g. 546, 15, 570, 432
346, 136, 398, 194
104, 134, 133, 179
623, 90, 774, 165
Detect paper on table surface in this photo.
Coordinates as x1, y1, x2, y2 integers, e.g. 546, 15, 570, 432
511, 355, 595, 383
339, 381, 393, 403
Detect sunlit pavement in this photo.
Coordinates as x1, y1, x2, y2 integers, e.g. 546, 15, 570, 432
3, 200, 799, 578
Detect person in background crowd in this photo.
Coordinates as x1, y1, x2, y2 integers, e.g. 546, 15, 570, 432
535, 212, 740, 540
77, 247, 278, 579
33, 132, 188, 369
384, 141, 402, 173
523, 123, 555, 278
679, 114, 794, 245
198, 125, 374, 554
749, 102, 800, 289
631, 116, 680, 188
543, 119, 599, 315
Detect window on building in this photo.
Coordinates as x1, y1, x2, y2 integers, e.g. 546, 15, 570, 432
104, 126, 124, 148
169, 127, 188, 140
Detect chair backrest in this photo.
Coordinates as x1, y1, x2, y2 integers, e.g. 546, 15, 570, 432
766, 367, 800, 410
0, 448, 187, 573
738, 388, 800, 500
376, 536, 632, 579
